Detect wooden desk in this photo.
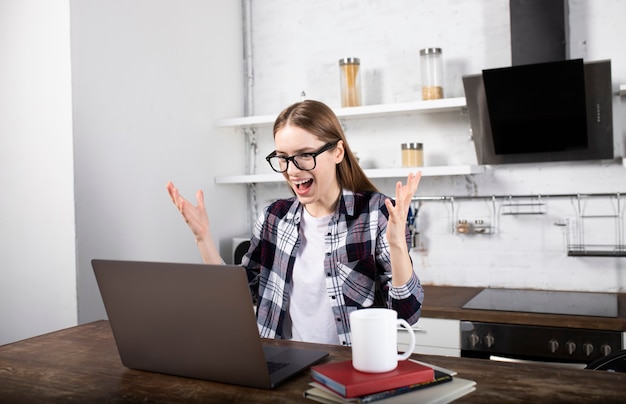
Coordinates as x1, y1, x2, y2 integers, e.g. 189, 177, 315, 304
1, 321, 625, 403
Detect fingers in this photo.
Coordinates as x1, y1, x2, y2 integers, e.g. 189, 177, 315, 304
387, 172, 422, 220
407, 171, 421, 193
403, 172, 421, 201
196, 189, 205, 211
166, 182, 177, 204
384, 197, 394, 212
394, 173, 421, 203
166, 182, 196, 214
396, 180, 404, 201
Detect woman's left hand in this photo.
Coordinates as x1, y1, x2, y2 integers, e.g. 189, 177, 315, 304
384, 172, 422, 248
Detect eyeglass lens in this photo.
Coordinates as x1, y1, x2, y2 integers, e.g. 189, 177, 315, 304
269, 154, 315, 172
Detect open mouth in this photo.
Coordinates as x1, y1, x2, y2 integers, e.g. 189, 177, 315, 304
294, 178, 313, 191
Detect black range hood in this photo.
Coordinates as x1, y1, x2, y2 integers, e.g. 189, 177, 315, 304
510, 0, 567, 66
461, 1, 614, 166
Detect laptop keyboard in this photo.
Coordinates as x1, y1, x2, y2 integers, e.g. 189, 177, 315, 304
266, 360, 289, 374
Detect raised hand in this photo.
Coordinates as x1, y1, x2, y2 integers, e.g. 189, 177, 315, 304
384, 172, 421, 247
166, 181, 210, 243
166, 181, 224, 264
384, 172, 422, 286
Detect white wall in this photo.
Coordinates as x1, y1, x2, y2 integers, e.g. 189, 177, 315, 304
248, 0, 626, 292
2, 0, 625, 345
251, 0, 512, 113
0, 0, 77, 345
0, 0, 246, 344
71, 0, 246, 323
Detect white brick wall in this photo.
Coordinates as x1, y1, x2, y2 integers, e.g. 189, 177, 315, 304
247, 0, 626, 292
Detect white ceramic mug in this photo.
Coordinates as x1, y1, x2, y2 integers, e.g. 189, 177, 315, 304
349, 308, 416, 373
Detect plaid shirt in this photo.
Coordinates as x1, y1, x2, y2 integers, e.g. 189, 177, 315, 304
241, 189, 424, 346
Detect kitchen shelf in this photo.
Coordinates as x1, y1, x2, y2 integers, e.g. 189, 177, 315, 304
215, 97, 467, 129
215, 165, 486, 184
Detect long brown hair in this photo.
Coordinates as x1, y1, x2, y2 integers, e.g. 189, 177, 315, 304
273, 100, 378, 193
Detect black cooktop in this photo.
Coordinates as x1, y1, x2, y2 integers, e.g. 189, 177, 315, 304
462, 288, 618, 318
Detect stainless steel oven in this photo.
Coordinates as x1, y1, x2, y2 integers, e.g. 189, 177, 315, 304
460, 289, 624, 367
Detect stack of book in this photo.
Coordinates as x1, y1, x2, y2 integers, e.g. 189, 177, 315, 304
304, 359, 476, 404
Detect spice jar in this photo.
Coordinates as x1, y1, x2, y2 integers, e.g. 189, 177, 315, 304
401, 143, 423, 167
339, 57, 362, 107
420, 48, 444, 100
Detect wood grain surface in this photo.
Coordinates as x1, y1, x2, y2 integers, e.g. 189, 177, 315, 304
1, 320, 625, 403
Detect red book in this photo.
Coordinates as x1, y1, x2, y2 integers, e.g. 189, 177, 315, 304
310, 360, 435, 398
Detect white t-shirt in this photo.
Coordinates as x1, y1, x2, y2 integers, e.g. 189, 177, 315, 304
286, 208, 340, 345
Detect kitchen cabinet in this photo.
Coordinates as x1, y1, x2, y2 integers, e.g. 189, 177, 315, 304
397, 317, 461, 357
214, 97, 487, 185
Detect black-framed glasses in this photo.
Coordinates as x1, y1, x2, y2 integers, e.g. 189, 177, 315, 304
265, 142, 338, 173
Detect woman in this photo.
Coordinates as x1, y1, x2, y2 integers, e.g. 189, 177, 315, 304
167, 100, 424, 346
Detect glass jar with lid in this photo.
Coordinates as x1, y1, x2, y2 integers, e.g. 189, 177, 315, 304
339, 57, 362, 107
420, 48, 444, 100
401, 143, 424, 167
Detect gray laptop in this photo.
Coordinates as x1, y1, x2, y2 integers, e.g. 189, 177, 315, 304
92, 259, 328, 389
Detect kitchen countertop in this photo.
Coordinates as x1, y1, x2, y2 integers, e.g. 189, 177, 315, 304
421, 285, 626, 331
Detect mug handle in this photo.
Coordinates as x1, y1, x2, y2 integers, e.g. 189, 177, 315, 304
396, 319, 416, 361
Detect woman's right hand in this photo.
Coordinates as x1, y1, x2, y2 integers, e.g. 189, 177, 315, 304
166, 181, 210, 243
167, 182, 224, 265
